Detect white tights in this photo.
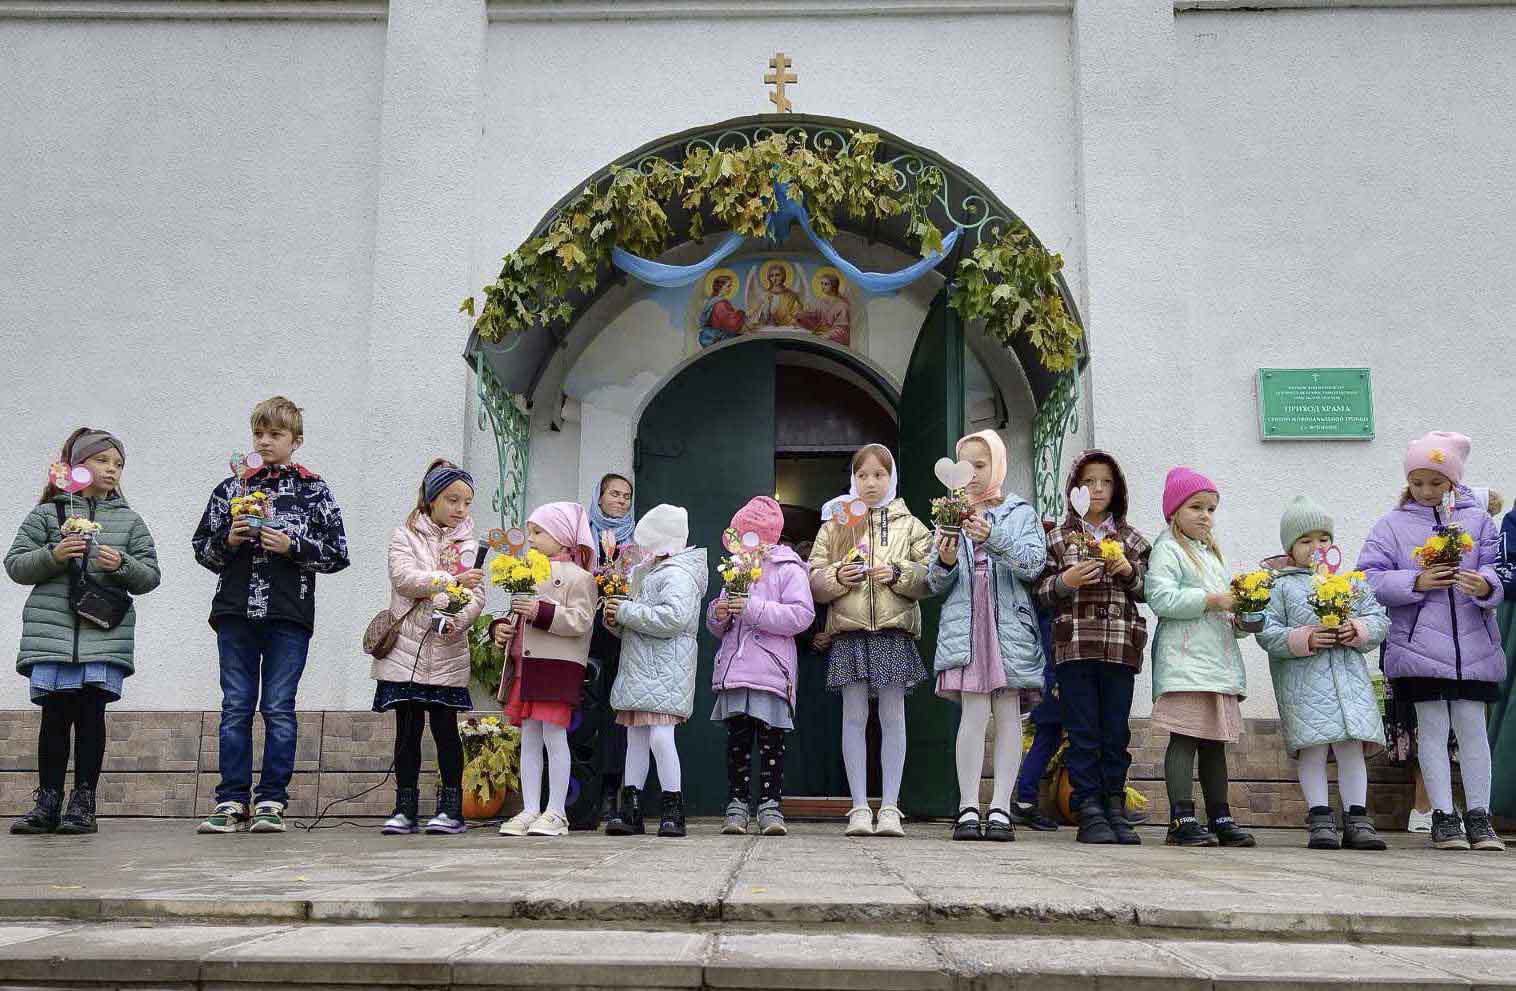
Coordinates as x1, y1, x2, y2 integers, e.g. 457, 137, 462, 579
1295, 740, 1368, 810
1416, 699, 1492, 814
841, 682, 906, 808
954, 691, 1022, 814
624, 723, 682, 793
518, 719, 572, 817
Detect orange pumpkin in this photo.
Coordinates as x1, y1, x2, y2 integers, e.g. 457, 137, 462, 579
462, 788, 506, 821
1053, 767, 1077, 825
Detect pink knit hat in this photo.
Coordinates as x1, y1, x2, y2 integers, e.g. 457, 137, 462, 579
1404, 431, 1470, 485
1162, 467, 1219, 521
730, 496, 785, 546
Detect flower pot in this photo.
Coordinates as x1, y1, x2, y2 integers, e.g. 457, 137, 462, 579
726, 593, 748, 612
462, 787, 507, 821
936, 524, 962, 539
1237, 612, 1266, 633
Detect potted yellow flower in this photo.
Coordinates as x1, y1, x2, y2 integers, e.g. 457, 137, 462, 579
1230, 569, 1274, 633
459, 716, 521, 820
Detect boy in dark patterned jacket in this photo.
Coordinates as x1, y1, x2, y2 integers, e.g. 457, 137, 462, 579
1034, 450, 1150, 845
191, 397, 349, 833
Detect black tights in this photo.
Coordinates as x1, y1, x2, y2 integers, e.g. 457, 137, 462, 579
392, 703, 463, 791
37, 687, 109, 792
1164, 733, 1231, 811
726, 715, 786, 806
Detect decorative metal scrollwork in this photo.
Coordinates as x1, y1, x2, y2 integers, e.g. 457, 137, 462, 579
473, 354, 530, 530
1032, 370, 1081, 520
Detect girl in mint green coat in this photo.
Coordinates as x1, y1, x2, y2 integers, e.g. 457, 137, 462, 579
1145, 467, 1252, 848
6, 429, 159, 837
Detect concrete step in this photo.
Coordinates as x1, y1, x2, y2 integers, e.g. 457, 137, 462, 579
1, 920, 1515, 990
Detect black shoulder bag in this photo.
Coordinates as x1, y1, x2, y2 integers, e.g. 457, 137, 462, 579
55, 503, 132, 630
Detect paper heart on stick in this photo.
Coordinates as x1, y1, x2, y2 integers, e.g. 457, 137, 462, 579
1069, 486, 1092, 519
933, 458, 974, 491
1311, 545, 1343, 576
487, 527, 527, 554
48, 462, 92, 494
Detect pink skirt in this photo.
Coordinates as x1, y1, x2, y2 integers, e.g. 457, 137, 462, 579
1151, 691, 1242, 743
615, 710, 685, 727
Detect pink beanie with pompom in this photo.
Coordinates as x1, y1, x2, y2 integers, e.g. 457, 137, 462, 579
1404, 431, 1470, 485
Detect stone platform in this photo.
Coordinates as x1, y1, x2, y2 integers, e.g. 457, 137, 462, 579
0, 821, 1514, 990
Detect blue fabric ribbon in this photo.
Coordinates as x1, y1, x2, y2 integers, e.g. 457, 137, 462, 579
609, 182, 958, 294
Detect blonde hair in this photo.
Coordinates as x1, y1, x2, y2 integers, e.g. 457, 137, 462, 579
251, 396, 304, 438
1168, 516, 1223, 576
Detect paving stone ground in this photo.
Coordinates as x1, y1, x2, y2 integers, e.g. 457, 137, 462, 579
2, 820, 1514, 989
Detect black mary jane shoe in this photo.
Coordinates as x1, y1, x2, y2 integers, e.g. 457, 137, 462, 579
983, 808, 1015, 842
951, 807, 983, 841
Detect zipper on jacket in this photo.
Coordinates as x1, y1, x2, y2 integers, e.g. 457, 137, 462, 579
70, 499, 99, 664
867, 510, 877, 632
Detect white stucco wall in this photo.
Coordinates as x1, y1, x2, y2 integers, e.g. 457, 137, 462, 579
0, 16, 389, 710
2, 1, 1512, 720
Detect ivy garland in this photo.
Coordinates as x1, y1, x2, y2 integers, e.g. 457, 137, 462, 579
463, 130, 1081, 373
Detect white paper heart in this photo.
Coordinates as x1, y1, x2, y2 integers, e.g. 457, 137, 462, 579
1069, 486, 1092, 518
933, 457, 974, 490
741, 531, 760, 549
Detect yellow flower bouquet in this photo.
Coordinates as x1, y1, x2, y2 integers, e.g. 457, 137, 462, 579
489, 548, 552, 598
1411, 524, 1474, 569
1097, 537, 1125, 565
429, 577, 474, 635
1307, 570, 1369, 629
592, 543, 642, 609
229, 491, 272, 533
719, 547, 764, 602
1230, 569, 1275, 632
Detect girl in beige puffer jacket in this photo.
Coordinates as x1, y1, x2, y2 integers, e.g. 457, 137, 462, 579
374, 460, 486, 835
808, 443, 933, 838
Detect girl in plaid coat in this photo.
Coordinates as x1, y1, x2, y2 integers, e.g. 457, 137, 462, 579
1034, 450, 1151, 845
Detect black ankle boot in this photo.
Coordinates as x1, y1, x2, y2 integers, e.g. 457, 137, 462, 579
1165, 801, 1218, 847
10, 787, 64, 835
1076, 797, 1117, 844
55, 786, 98, 835
606, 786, 643, 835
1206, 804, 1256, 847
1104, 793, 1141, 845
658, 791, 686, 838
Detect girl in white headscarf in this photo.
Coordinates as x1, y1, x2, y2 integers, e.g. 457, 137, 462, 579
807, 443, 934, 838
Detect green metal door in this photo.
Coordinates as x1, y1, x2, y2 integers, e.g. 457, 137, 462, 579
896, 288, 965, 818
635, 341, 777, 815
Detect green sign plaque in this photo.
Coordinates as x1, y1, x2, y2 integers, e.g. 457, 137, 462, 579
1256, 368, 1374, 440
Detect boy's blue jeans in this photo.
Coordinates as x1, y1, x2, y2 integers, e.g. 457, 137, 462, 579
214, 618, 311, 807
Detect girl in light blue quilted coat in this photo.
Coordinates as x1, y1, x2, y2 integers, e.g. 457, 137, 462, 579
604, 504, 708, 838
1256, 496, 1388, 851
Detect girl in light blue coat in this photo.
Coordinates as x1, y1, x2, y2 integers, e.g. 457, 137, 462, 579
604, 504, 708, 839
1256, 496, 1388, 851
926, 431, 1046, 842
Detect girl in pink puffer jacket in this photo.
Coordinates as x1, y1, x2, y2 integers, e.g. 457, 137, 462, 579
705, 496, 815, 836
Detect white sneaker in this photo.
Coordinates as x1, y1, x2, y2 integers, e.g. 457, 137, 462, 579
527, 811, 570, 836
845, 805, 874, 837
1407, 808, 1433, 834
498, 810, 535, 836
874, 805, 906, 837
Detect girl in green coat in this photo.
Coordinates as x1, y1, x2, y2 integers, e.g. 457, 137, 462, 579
1146, 467, 1253, 848
5, 429, 160, 835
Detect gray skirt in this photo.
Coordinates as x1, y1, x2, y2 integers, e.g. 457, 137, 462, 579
710, 687, 795, 731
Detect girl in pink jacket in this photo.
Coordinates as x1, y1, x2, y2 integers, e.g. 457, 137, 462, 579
376, 460, 486, 836
705, 496, 816, 836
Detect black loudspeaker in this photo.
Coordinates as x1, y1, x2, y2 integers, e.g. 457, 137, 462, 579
565, 656, 608, 830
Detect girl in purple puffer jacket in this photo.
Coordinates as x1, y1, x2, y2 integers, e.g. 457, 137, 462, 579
705, 496, 816, 837
1357, 431, 1507, 852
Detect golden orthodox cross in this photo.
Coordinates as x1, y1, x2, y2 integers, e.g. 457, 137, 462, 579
765, 53, 797, 113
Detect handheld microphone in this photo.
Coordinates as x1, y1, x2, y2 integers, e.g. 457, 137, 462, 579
473, 545, 489, 570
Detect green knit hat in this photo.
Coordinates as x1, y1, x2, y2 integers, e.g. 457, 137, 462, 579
1280, 495, 1333, 552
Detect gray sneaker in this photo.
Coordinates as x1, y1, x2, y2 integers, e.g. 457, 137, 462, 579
757, 799, 787, 836
1431, 809, 1471, 850
1464, 808, 1507, 851
722, 800, 751, 835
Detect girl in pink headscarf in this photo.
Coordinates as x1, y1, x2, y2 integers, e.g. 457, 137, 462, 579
926, 430, 1049, 842
491, 502, 597, 838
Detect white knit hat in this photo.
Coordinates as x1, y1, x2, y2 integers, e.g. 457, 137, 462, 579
633, 504, 689, 557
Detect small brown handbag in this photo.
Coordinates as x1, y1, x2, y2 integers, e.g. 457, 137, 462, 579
362, 600, 423, 660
